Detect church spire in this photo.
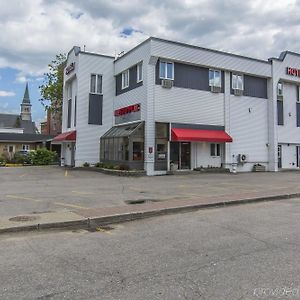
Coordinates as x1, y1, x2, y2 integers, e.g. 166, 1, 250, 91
20, 83, 32, 121
22, 82, 31, 104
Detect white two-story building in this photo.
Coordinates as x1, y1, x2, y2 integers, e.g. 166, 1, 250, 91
53, 37, 300, 175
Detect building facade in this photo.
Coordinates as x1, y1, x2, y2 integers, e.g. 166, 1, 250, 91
56, 37, 300, 175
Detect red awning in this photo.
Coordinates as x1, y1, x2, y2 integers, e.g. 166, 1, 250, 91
171, 128, 232, 142
52, 130, 76, 142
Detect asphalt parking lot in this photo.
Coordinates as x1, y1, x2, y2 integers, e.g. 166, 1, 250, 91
1, 166, 300, 218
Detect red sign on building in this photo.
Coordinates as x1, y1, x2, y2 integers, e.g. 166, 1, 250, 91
114, 104, 140, 116
287, 67, 300, 77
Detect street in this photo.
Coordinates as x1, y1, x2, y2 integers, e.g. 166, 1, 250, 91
1, 198, 300, 299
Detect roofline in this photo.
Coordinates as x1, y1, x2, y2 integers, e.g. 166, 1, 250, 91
114, 37, 152, 62
114, 36, 271, 65
0, 113, 19, 116
150, 37, 271, 64
79, 51, 114, 59
269, 50, 300, 62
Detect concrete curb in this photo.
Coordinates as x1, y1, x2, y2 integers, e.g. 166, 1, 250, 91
1, 192, 300, 234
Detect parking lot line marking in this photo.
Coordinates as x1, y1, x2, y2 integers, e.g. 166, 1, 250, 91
6, 195, 42, 202
19, 174, 26, 178
54, 202, 87, 209
71, 190, 95, 195
65, 170, 68, 177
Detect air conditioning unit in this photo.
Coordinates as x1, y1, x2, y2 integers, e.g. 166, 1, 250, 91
161, 79, 173, 89
234, 89, 243, 96
238, 154, 247, 163
210, 85, 221, 93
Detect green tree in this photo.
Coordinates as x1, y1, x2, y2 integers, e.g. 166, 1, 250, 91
39, 53, 67, 121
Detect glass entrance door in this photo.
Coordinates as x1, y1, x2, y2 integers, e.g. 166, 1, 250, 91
278, 145, 282, 169
170, 142, 191, 170
180, 142, 191, 169
297, 146, 300, 168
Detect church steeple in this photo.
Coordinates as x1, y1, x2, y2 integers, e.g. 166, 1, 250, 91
22, 83, 31, 104
20, 83, 32, 121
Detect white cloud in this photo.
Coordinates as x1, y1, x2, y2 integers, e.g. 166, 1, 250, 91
0, 90, 15, 97
0, 0, 300, 77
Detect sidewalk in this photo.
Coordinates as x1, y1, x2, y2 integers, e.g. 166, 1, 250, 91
1, 188, 300, 234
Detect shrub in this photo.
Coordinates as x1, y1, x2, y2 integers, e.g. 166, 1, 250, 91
83, 162, 90, 167
118, 164, 130, 171
95, 162, 104, 168
0, 156, 6, 166
28, 148, 58, 165
13, 153, 26, 164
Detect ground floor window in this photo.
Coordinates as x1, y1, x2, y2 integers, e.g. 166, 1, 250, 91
210, 143, 220, 156
22, 144, 30, 151
8, 145, 15, 153
133, 142, 144, 160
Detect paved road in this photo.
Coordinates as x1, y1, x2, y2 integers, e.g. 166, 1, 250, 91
1, 166, 300, 218
1, 199, 300, 299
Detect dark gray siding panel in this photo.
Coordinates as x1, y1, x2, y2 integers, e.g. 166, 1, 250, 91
277, 100, 284, 126
67, 99, 72, 128
243, 75, 268, 99
297, 103, 300, 127
155, 60, 224, 93
116, 65, 143, 96
88, 94, 103, 125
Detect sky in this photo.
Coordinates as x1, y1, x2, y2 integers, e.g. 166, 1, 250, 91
0, 0, 300, 128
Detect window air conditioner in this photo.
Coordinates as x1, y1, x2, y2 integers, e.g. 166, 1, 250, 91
210, 85, 221, 93
238, 154, 247, 163
234, 89, 243, 96
161, 79, 173, 89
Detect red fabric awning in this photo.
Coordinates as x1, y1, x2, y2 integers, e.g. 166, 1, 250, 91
52, 130, 76, 142
171, 128, 232, 143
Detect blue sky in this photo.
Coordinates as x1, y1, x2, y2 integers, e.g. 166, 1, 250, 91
1, 0, 300, 131
0, 68, 45, 124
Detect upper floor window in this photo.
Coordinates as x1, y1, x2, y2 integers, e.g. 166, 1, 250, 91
297, 86, 300, 103
67, 84, 72, 99
121, 70, 129, 89
90, 74, 102, 94
232, 74, 243, 90
209, 69, 221, 87
137, 62, 143, 83
277, 82, 283, 97
159, 61, 174, 80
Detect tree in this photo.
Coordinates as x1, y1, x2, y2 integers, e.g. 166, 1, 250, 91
39, 53, 67, 121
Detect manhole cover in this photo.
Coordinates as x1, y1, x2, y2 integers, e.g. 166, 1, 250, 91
9, 215, 40, 222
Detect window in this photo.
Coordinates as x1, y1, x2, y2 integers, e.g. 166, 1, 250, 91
133, 142, 144, 161
277, 100, 284, 126
159, 61, 174, 80
8, 145, 15, 153
209, 69, 221, 87
22, 145, 30, 151
90, 74, 102, 94
232, 74, 243, 90
137, 62, 143, 83
121, 70, 129, 89
210, 143, 221, 156
67, 99, 72, 128
74, 96, 77, 127
277, 82, 283, 97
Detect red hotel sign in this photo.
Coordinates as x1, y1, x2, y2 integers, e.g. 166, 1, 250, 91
114, 104, 140, 116
287, 67, 300, 77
